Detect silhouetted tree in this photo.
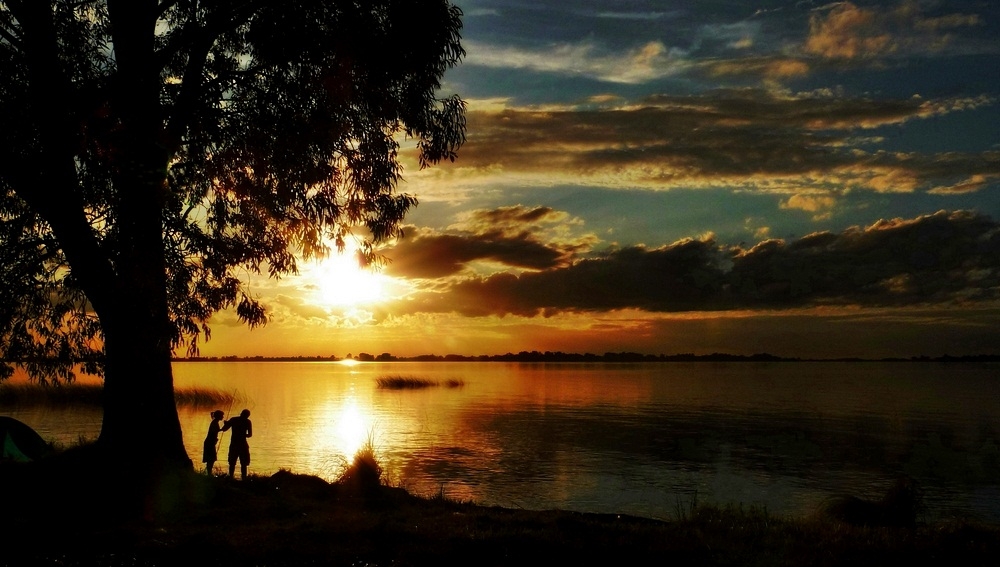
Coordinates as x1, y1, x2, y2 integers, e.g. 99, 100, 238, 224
0, 0, 465, 475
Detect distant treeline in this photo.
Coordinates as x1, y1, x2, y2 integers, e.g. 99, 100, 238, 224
173, 352, 1000, 363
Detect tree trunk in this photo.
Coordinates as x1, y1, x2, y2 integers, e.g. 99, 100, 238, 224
92, 0, 191, 473
9, 1, 195, 520
92, 252, 193, 520
99, 314, 190, 469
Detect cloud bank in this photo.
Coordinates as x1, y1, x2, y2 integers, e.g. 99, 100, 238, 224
406, 90, 998, 200
384, 209, 1000, 317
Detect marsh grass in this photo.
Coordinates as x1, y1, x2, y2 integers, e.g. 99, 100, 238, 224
0, 383, 104, 406
173, 386, 238, 408
375, 375, 465, 390
0, 382, 236, 408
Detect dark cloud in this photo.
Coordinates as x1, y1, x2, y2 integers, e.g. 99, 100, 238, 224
391, 210, 1000, 317
463, 205, 570, 231
432, 238, 728, 316
729, 210, 1000, 306
384, 205, 596, 279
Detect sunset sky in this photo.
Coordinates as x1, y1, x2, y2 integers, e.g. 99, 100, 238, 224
200, 0, 1000, 360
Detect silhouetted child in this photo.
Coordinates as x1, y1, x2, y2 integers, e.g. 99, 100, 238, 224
202, 410, 224, 474
222, 408, 252, 479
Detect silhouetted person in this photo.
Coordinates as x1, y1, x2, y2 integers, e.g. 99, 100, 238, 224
222, 408, 252, 478
202, 410, 224, 475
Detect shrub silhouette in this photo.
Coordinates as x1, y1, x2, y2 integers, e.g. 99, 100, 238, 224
819, 477, 925, 528
338, 440, 383, 495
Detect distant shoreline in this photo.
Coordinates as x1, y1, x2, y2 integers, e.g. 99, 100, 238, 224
172, 352, 1000, 364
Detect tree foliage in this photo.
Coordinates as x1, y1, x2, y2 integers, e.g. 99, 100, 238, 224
0, 0, 467, 381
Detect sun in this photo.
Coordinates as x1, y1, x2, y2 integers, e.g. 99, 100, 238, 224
306, 244, 392, 308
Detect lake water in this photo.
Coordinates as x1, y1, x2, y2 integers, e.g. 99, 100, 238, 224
6, 361, 1000, 522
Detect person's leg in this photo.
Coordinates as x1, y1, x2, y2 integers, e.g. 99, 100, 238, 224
229, 460, 236, 477
206, 460, 214, 475
241, 463, 248, 479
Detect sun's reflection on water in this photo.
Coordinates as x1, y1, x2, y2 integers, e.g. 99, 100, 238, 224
332, 396, 370, 459
295, 393, 378, 478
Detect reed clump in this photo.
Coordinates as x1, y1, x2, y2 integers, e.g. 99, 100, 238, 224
375, 375, 465, 390
337, 438, 384, 495
0, 382, 236, 409
173, 386, 237, 408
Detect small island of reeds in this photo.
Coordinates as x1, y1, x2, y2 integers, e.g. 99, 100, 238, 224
375, 375, 465, 390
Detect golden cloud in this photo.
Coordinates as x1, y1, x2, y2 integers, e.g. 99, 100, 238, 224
806, 3, 892, 59
804, 1, 985, 61
401, 91, 997, 198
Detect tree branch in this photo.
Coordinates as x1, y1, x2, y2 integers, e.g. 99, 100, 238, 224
159, 0, 271, 154
9, 0, 119, 314
0, 12, 23, 51
156, 0, 182, 20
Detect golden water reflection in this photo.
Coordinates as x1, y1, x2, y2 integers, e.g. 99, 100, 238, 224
306, 395, 372, 472
11, 360, 996, 522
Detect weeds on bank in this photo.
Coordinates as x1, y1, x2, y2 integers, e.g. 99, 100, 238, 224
0, 382, 236, 408
5, 438, 998, 567
375, 375, 465, 390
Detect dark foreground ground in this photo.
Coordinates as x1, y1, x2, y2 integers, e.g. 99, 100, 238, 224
1, 461, 998, 567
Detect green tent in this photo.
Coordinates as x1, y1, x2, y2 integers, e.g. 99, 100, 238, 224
2, 431, 29, 461
0, 417, 52, 462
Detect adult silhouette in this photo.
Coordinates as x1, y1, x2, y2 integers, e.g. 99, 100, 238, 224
221, 409, 253, 479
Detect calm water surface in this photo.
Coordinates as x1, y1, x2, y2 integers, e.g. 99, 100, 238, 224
8, 361, 1000, 522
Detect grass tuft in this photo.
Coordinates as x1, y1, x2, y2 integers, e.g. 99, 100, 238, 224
337, 436, 384, 494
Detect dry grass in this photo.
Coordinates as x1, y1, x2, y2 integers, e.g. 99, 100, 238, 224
0, 382, 104, 406
0, 382, 236, 408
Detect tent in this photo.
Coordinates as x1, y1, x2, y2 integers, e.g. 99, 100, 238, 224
0, 416, 52, 462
